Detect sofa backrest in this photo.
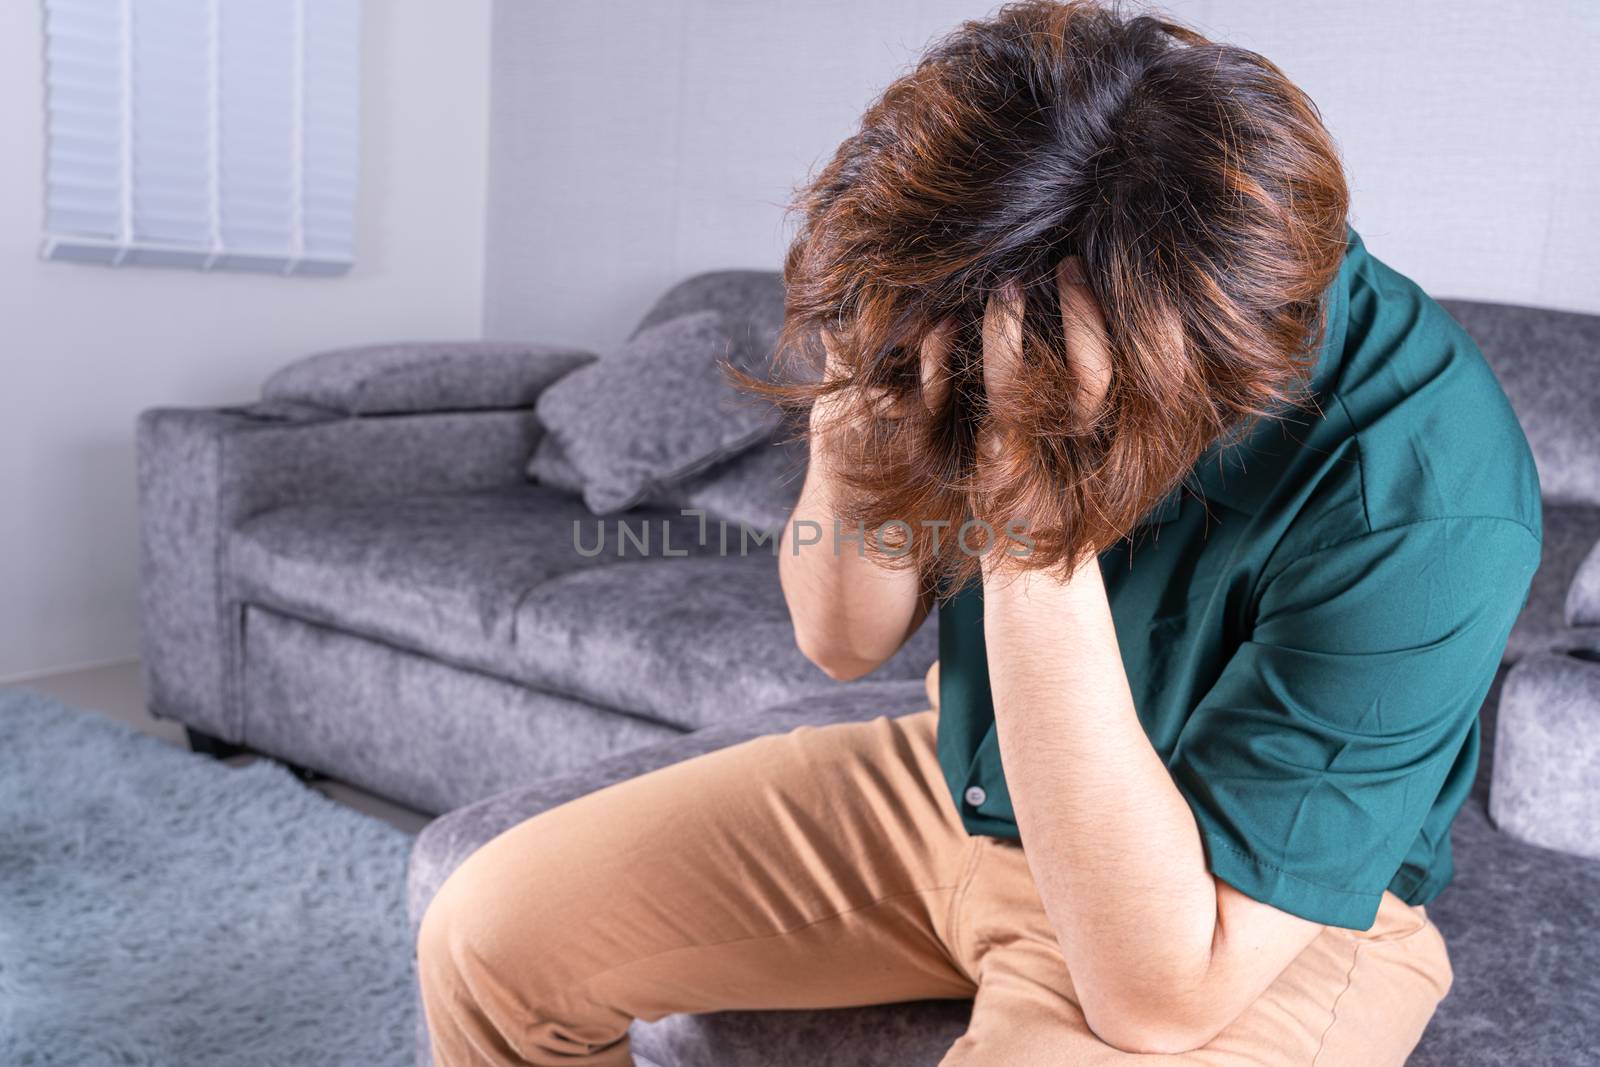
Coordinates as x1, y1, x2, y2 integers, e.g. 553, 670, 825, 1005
630, 277, 1600, 509
1440, 299, 1600, 507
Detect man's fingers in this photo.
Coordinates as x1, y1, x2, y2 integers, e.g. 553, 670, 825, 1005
975, 282, 1026, 464
919, 318, 956, 414
982, 280, 1026, 401
1056, 255, 1113, 417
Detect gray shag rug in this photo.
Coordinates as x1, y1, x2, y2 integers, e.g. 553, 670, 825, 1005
0, 687, 416, 1066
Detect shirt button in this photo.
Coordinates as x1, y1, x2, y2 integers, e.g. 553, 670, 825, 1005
964, 786, 988, 808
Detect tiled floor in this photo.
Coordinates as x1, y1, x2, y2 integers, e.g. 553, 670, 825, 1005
15, 660, 431, 834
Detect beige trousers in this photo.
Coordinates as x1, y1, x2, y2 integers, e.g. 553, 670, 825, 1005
418, 681, 1452, 1066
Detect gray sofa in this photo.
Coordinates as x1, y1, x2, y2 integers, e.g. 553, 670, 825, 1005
136, 274, 1600, 1064
136, 271, 936, 815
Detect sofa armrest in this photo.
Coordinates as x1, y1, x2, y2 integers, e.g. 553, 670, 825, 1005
136, 402, 542, 738
261, 340, 596, 415
1490, 650, 1600, 860
405, 679, 931, 936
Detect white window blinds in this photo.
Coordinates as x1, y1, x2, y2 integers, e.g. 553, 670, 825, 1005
42, 0, 360, 275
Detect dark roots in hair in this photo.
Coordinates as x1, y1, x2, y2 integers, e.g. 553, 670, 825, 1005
743, 0, 1349, 589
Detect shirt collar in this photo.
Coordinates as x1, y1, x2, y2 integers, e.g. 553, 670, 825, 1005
1135, 223, 1358, 528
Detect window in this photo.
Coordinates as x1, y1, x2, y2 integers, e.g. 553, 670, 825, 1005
41, 0, 360, 275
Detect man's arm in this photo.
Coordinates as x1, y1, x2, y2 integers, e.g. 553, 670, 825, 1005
976, 265, 1322, 1053
778, 328, 936, 680
983, 558, 1323, 1054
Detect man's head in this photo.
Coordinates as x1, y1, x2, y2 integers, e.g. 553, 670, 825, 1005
769, 0, 1349, 584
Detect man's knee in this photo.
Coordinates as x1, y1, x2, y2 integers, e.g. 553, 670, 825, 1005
417, 829, 632, 1064
417, 844, 562, 1061
417, 853, 517, 1017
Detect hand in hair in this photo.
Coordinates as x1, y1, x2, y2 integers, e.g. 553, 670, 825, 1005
1050, 256, 1114, 421
915, 255, 1113, 465
811, 320, 951, 443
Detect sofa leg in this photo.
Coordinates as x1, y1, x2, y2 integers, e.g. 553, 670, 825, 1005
184, 726, 328, 783
284, 761, 327, 784
185, 726, 248, 761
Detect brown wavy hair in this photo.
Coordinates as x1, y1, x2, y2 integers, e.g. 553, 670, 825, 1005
744, 0, 1349, 587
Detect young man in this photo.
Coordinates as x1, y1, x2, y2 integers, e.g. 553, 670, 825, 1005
418, 3, 1541, 1063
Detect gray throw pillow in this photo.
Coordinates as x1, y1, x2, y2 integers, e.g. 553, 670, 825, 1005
528, 433, 805, 535
526, 434, 586, 494
534, 309, 781, 513
658, 436, 806, 534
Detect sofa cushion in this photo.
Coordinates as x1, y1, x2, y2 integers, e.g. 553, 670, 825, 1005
535, 310, 782, 514
262, 341, 596, 415
1505, 503, 1600, 660
1488, 651, 1600, 860
655, 436, 806, 535
1414, 796, 1600, 1065
230, 486, 717, 693
525, 434, 586, 494
513, 554, 938, 731
630, 1003, 967, 1067
230, 487, 881, 730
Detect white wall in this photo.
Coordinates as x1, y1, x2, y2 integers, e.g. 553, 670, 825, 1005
1173, 0, 1600, 314
0, 0, 494, 681
483, 0, 1599, 351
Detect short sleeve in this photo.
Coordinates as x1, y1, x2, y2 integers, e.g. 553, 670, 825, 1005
1168, 516, 1540, 929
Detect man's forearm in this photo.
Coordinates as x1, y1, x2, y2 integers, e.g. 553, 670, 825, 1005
778, 431, 927, 680
982, 555, 1317, 1052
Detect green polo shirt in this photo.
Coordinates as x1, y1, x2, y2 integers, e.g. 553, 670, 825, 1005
936, 225, 1542, 930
